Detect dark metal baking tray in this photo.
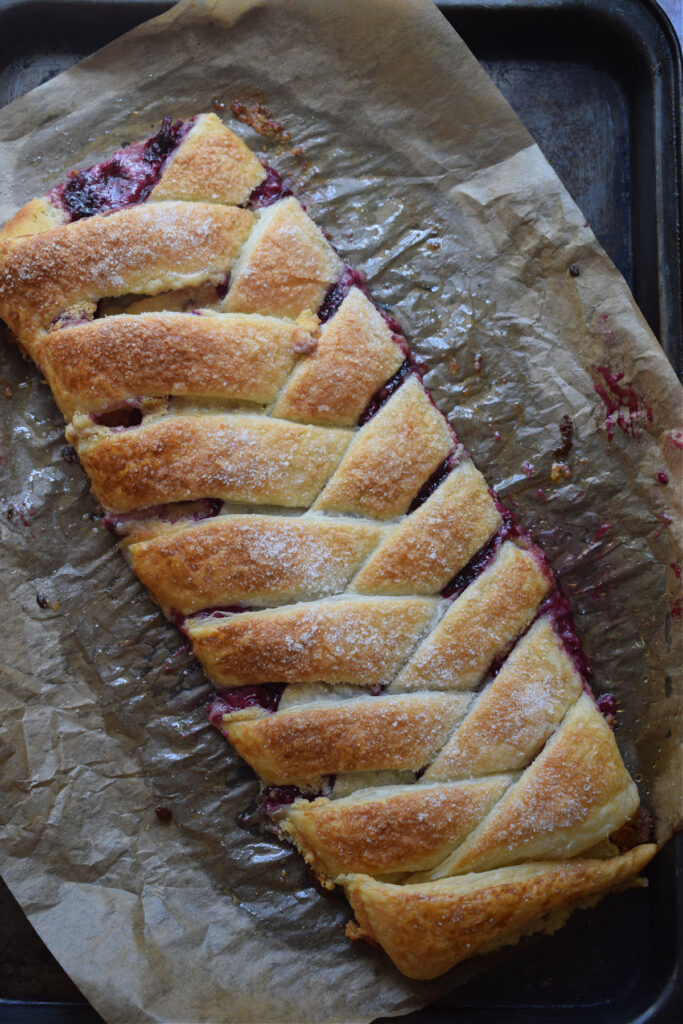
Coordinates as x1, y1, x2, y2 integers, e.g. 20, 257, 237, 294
0, 0, 680, 1021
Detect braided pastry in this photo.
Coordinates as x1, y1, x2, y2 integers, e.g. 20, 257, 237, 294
0, 113, 656, 980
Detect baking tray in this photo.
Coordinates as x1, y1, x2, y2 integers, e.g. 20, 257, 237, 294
0, 0, 680, 1021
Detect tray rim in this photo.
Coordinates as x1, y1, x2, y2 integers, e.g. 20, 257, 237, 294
0, 0, 680, 1022
439, 0, 683, 377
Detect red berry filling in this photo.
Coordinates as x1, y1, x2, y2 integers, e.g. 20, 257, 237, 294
441, 506, 521, 600
207, 684, 285, 723
408, 452, 460, 512
318, 265, 369, 323
358, 361, 414, 424
102, 498, 223, 538
536, 587, 593, 684
248, 165, 293, 209
50, 117, 192, 221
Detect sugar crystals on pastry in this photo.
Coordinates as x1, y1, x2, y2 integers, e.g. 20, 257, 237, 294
0, 111, 657, 983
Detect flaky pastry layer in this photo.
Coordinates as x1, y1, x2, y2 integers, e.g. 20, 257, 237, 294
342, 845, 657, 979
415, 694, 639, 879
352, 459, 501, 594
315, 375, 455, 519
149, 113, 266, 205
217, 692, 471, 786
71, 413, 351, 513
0, 202, 253, 344
393, 541, 552, 691
424, 615, 584, 779
0, 111, 655, 983
223, 197, 343, 319
37, 311, 313, 420
272, 287, 405, 425
282, 776, 512, 882
129, 514, 383, 614
186, 596, 438, 687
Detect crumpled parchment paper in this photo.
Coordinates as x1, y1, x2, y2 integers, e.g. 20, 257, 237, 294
0, 1, 681, 1022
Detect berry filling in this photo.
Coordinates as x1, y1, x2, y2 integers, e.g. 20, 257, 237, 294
441, 506, 521, 600
103, 497, 223, 538
358, 361, 414, 425
171, 604, 253, 633
91, 405, 143, 429
536, 587, 593, 684
377, 307, 406, 337
50, 116, 192, 221
247, 165, 292, 209
318, 265, 369, 323
259, 785, 316, 815
192, 604, 253, 621
408, 452, 459, 512
236, 783, 318, 834
215, 273, 231, 300
593, 366, 653, 442
596, 692, 618, 726
49, 310, 93, 331
207, 684, 285, 723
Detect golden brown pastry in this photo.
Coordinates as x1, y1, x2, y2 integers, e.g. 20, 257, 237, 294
272, 286, 406, 425
423, 615, 584, 778
148, 113, 266, 205
1, 113, 656, 982
393, 540, 552, 691
222, 196, 343, 319
352, 459, 501, 594
343, 845, 657, 979
281, 776, 512, 883
413, 694, 640, 879
0, 202, 253, 346
186, 596, 438, 687
314, 374, 455, 519
215, 692, 471, 787
71, 412, 351, 512
37, 312, 314, 420
128, 514, 383, 614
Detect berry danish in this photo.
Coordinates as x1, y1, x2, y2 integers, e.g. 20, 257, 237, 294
0, 113, 657, 980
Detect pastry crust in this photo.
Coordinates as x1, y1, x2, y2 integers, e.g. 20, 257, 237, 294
282, 776, 512, 881
315, 375, 454, 519
272, 287, 406, 425
37, 311, 313, 420
223, 197, 343, 319
218, 692, 471, 786
71, 413, 351, 512
342, 845, 657, 979
128, 514, 383, 613
150, 112, 266, 205
0, 114, 264, 247
0, 195, 66, 242
424, 616, 584, 779
0, 114, 653, 982
0, 202, 254, 345
414, 694, 639, 879
352, 460, 501, 594
186, 596, 438, 687
393, 541, 551, 691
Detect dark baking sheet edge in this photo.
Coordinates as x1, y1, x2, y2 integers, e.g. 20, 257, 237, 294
0, 0, 680, 1022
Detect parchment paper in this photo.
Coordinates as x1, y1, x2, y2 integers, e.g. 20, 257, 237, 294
0, 1, 681, 1022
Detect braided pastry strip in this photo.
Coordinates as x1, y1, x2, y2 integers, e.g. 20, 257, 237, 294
0, 113, 656, 980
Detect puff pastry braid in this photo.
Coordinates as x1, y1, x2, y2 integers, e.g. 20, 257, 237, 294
1, 113, 656, 981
